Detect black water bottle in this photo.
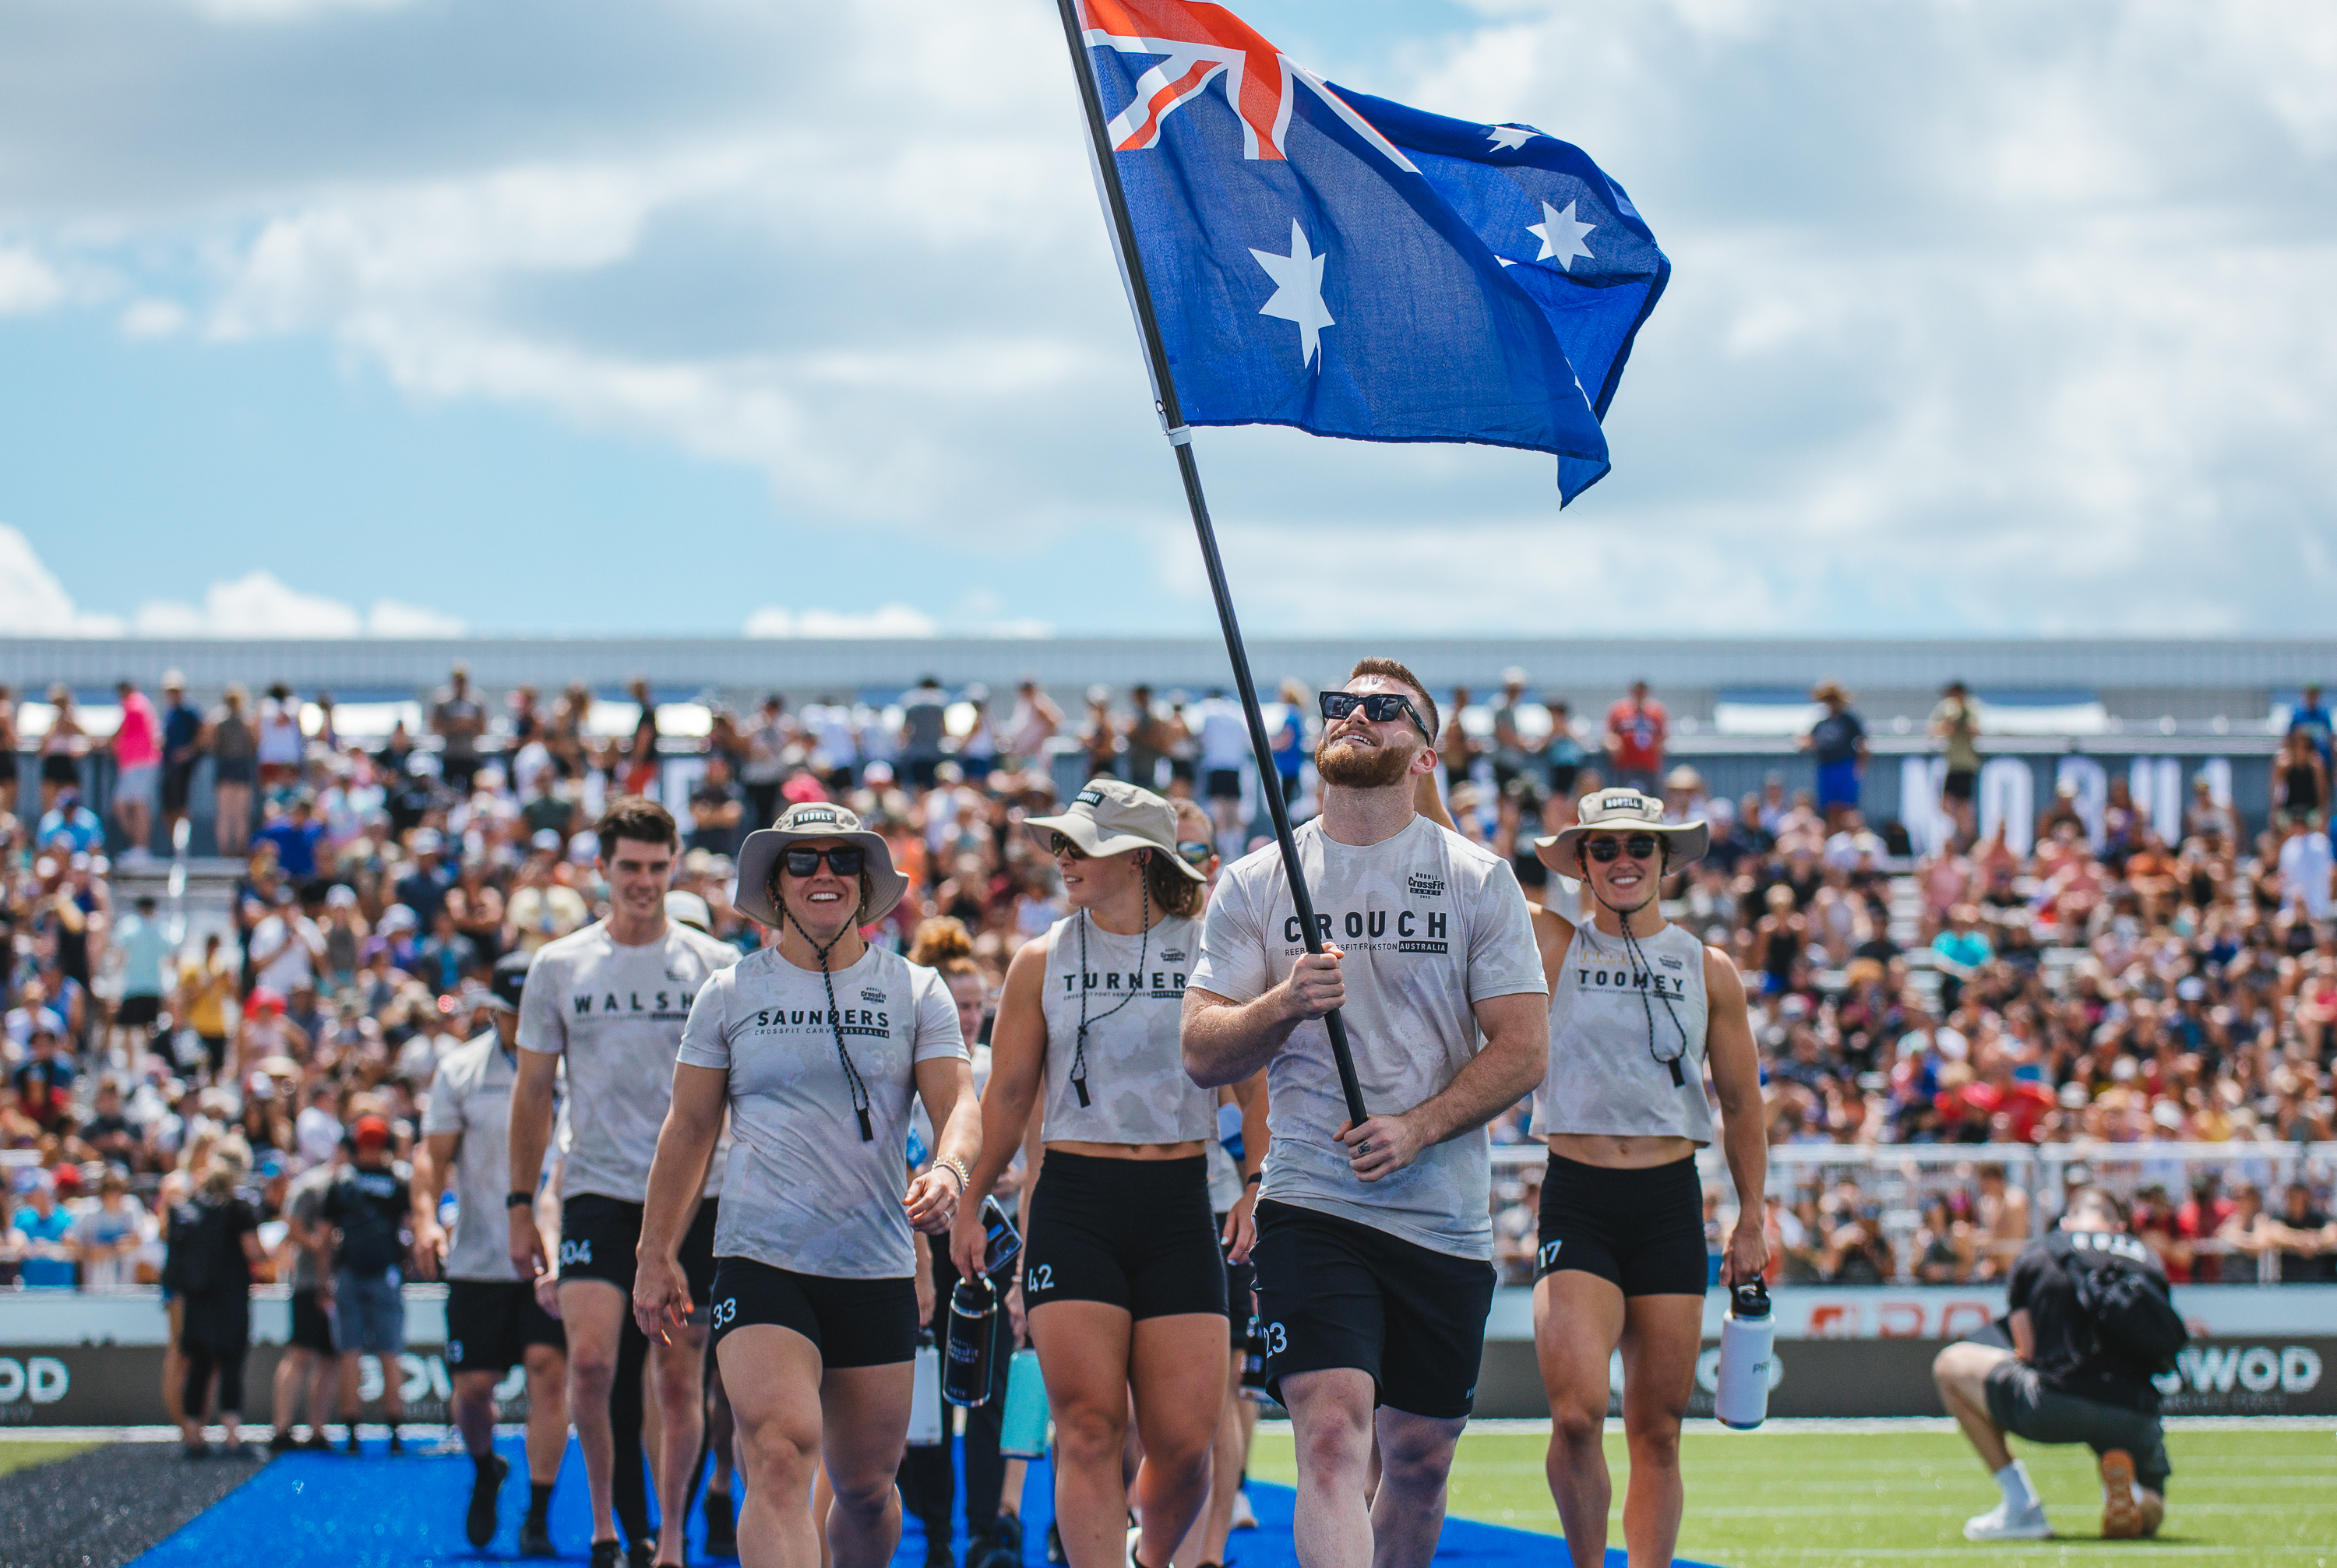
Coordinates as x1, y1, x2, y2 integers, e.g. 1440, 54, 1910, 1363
1238, 1308, 1271, 1403
943, 1274, 999, 1408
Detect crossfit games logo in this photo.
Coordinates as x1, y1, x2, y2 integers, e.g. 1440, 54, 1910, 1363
861, 987, 887, 1004
1407, 872, 1445, 900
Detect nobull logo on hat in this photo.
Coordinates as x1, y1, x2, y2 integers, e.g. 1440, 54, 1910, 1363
1602, 795, 1642, 812
791, 808, 841, 826
1075, 788, 1105, 807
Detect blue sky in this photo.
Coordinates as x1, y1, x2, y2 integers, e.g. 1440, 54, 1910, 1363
2, 0, 2332, 640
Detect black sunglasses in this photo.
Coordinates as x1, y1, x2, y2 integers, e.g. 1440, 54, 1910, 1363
1048, 831, 1089, 860
783, 845, 865, 877
1581, 833, 1662, 863
1319, 690, 1433, 742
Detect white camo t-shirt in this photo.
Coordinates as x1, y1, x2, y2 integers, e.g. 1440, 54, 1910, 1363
679, 943, 966, 1279
1190, 815, 1545, 1260
517, 920, 739, 1205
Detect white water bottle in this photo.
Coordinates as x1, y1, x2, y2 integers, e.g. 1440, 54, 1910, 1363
907, 1330, 943, 1446
1715, 1281, 1776, 1430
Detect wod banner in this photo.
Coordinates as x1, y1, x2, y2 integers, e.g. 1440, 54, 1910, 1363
0, 1343, 529, 1429
1468, 1337, 2337, 1422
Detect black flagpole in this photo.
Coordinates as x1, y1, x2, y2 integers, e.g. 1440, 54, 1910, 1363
1052, 0, 1369, 1130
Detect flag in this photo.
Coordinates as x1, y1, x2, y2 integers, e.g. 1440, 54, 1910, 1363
1332, 89, 1670, 431
1077, 0, 1644, 502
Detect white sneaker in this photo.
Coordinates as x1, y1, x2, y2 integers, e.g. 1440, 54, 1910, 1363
1963, 1500, 2052, 1541
1228, 1490, 1257, 1531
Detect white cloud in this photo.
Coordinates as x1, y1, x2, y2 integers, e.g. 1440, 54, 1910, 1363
118, 299, 189, 339
0, 249, 65, 315
0, 525, 127, 636
366, 599, 467, 637
2, 0, 2332, 633
128, 570, 467, 638
744, 604, 940, 640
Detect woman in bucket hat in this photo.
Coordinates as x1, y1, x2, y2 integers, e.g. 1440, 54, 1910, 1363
633, 800, 980, 1568
1528, 788, 1768, 1568
946, 778, 1251, 1568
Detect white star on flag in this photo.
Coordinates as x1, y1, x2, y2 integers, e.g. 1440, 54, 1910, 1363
1486, 125, 1536, 151
1250, 220, 1334, 370
1526, 198, 1595, 271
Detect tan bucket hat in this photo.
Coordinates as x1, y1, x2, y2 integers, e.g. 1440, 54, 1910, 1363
1025, 777, 1206, 882
733, 802, 911, 928
1538, 788, 1709, 870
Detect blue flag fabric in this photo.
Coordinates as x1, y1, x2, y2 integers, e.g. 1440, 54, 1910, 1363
1079, 0, 1641, 502
1332, 89, 1670, 430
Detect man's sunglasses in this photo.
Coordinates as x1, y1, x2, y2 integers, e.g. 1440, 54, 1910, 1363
1319, 690, 1433, 742
783, 845, 865, 877
1048, 831, 1088, 860
1581, 833, 1663, 863
1177, 839, 1214, 867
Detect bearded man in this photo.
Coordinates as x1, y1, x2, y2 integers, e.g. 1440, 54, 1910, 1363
1181, 657, 1549, 1568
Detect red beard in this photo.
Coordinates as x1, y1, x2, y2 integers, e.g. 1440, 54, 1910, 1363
1315, 735, 1414, 789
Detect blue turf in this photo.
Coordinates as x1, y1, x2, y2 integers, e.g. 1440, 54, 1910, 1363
132, 1436, 1703, 1566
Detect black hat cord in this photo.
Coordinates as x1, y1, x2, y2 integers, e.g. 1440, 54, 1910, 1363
784, 902, 874, 1141
1584, 849, 1690, 1087
1068, 872, 1149, 1108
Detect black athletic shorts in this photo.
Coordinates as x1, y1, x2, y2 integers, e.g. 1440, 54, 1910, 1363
1535, 1153, 1708, 1298
289, 1287, 337, 1355
1943, 769, 1978, 804
1205, 767, 1243, 802
162, 760, 198, 812
706, 1257, 919, 1369
445, 1278, 566, 1374
1216, 1211, 1257, 1349
116, 994, 162, 1028
558, 1193, 721, 1306
1251, 1199, 1496, 1420
1024, 1151, 1226, 1321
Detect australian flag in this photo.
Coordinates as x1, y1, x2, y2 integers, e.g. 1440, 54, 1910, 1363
1078, 0, 1668, 502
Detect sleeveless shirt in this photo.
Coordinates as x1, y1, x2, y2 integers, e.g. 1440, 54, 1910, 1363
1532, 918, 1715, 1143
1038, 911, 1212, 1145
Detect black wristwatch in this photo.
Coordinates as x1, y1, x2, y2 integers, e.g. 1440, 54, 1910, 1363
506, 1192, 536, 1210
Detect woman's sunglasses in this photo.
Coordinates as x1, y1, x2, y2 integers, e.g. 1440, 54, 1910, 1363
1048, 831, 1089, 860
1318, 690, 1433, 742
1177, 839, 1214, 867
783, 845, 865, 877
1582, 833, 1662, 863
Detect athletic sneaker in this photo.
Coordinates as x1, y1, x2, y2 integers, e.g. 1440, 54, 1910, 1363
518, 1518, 556, 1558
1228, 1489, 1257, 1531
267, 1431, 297, 1454
466, 1453, 511, 1548
589, 1542, 623, 1568
996, 1514, 1024, 1556
703, 1488, 738, 1558
1046, 1522, 1065, 1566
627, 1541, 654, 1568
2099, 1449, 2142, 1541
1962, 1499, 2052, 1541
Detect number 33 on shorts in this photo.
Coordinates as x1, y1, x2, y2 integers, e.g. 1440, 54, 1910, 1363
1262, 1321, 1288, 1355
710, 1297, 737, 1330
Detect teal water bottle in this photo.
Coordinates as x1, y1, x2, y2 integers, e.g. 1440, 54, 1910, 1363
999, 1348, 1050, 1458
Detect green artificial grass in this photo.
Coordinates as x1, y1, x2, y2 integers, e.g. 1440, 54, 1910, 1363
0, 1438, 95, 1478
1247, 1426, 2337, 1567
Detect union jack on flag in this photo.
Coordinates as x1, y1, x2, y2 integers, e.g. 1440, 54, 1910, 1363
1070, 0, 1667, 501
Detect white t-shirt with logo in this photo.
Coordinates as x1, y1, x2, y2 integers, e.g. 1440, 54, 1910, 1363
679, 944, 965, 1279
517, 920, 740, 1205
1038, 911, 1213, 1146
1191, 814, 1546, 1260
423, 1029, 562, 1281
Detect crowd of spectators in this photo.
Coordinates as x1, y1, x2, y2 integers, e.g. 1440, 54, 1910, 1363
0, 665, 2332, 1295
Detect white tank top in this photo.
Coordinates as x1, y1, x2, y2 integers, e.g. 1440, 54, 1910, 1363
1038, 911, 1213, 1145
1532, 918, 1715, 1144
